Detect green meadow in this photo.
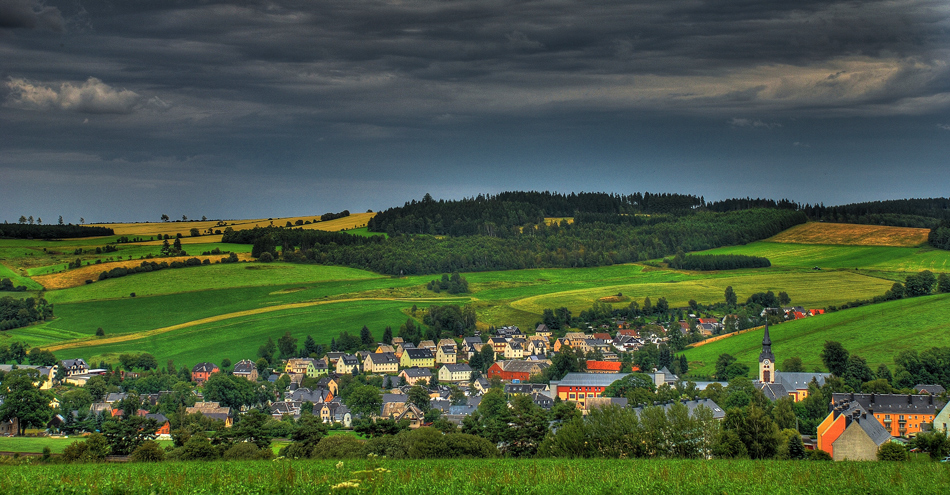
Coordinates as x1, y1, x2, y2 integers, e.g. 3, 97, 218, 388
1, 458, 947, 495
682, 293, 950, 376
703, 242, 950, 274
56, 299, 422, 366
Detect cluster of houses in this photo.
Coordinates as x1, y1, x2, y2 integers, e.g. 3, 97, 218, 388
9, 318, 950, 464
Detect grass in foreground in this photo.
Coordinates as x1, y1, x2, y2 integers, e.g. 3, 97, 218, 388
682, 294, 950, 376
0, 458, 947, 495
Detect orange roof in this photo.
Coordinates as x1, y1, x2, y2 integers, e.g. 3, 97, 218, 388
593, 333, 611, 340
586, 360, 622, 372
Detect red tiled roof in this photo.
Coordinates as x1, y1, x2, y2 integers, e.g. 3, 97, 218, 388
586, 360, 622, 372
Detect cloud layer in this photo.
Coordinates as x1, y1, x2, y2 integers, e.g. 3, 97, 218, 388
5, 77, 141, 114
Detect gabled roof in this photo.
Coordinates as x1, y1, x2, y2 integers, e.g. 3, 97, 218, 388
192, 362, 218, 373
441, 363, 473, 373
831, 393, 946, 415
401, 367, 432, 378
404, 348, 434, 360
367, 352, 399, 364
463, 337, 483, 345
233, 359, 257, 374
440, 345, 457, 354
914, 384, 946, 395
832, 400, 891, 447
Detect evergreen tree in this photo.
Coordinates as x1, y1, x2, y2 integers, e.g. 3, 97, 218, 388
360, 325, 374, 348
382, 326, 393, 345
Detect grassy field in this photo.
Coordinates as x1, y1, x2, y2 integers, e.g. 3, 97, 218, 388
1, 458, 947, 494
682, 293, 950, 376
702, 242, 950, 274
769, 222, 930, 247
509, 270, 895, 316
53, 299, 432, 367
0, 437, 173, 454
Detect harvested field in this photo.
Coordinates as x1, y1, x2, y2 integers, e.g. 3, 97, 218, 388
768, 222, 929, 247
90, 212, 375, 237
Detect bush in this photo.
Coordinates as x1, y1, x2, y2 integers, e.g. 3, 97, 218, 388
310, 435, 365, 459
258, 252, 274, 263
224, 442, 273, 461
130, 440, 165, 462
877, 442, 908, 461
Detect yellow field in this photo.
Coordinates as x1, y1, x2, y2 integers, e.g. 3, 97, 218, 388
33, 253, 254, 290
767, 222, 929, 247
544, 217, 574, 225
91, 212, 376, 237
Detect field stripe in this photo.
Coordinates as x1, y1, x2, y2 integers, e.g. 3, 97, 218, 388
42, 296, 459, 352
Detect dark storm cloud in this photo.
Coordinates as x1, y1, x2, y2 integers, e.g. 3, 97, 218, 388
1, 0, 949, 221
0, 0, 64, 31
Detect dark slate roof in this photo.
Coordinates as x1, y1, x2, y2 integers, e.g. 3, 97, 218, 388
105, 393, 127, 403
285, 388, 331, 403
831, 393, 946, 416
758, 382, 791, 401
914, 384, 946, 395
192, 362, 218, 373
496, 360, 549, 374
232, 359, 257, 374
505, 383, 548, 395
367, 352, 399, 364
404, 348, 434, 359
382, 393, 408, 404
758, 323, 775, 363
144, 413, 169, 423
776, 372, 830, 391
339, 354, 360, 365
401, 367, 432, 378
463, 337, 483, 345
440, 346, 457, 354
442, 363, 473, 373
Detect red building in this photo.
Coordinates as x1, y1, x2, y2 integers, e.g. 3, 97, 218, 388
487, 360, 549, 381
192, 362, 220, 385
551, 372, 628, 407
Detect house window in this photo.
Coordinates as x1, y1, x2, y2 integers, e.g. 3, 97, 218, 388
569, 393, 575, 399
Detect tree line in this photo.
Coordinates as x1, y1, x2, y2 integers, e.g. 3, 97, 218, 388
0, 296, 53, 331
667, 253, 771, 271
226, 209, 805, 276
0, 223, 114, 239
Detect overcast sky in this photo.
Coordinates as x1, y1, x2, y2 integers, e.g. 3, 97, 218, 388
2, 0, 949, 223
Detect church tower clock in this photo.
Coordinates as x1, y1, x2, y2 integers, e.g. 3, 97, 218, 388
759, 322, 775, 384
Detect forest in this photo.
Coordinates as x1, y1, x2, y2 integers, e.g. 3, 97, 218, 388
0, 223, 114, 239
226, 208, 805, 275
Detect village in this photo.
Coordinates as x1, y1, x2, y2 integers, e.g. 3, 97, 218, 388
3, 304, 948, 463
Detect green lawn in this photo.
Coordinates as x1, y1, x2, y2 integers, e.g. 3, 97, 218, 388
682, 293, 950, 377
1, 458, 948, 494
0, 436, 173, 454
56, 299, 420, 365
0, 263, 43, 290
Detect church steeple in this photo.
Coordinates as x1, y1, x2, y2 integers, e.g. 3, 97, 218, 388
759, 322, 775, 383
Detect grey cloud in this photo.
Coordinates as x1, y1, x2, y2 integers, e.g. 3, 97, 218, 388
729, 118, 781, 129
0, 0, 64, 31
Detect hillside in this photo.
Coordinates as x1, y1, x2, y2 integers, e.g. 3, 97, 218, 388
767, 222, 930, 247
682, 294, 950, 376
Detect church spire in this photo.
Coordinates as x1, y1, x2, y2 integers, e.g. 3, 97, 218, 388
759, 322, 774, 362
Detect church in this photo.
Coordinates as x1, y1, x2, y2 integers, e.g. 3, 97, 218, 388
753, 323, 831, 402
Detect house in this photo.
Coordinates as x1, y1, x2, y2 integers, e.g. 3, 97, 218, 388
191, 362, 220, 385
186, 401, 233, 427
527, 336, 550, 355
488, 337, 509, 354
364, 352, 400, 374
830, 393, 945, 437
487, 360, 549, 382
503, 340, 525, 359
270, 400, 302, 419
0, 364, 57, 390
472, 376, 490, 395
617, 328, 640, 338
463, 336, 484, 351
436, 345, 457, 365
61, 359, 88, 377
400, 348, 435, 369
325, 352, 345, 365
437, 339, 457, 349
375, 344, 396, 354
496, 326, 523, 338
438, 363, 474, 383
317, 400, 352, 426
335, 354, 361, 375
586, 360, 622, 374
315, 376, 340, 396
399, 367, 433, 386
592, 332, 612, 342
285, 387, 333, 404
285, 358, 320, 378
913, 384, 946, 396
394, 342, 415, 358
550, 372, 628, 408
534, 324, 553, 339
504, 383, 548, 396
817, 400, 892, 461
417, 340, 437, 351
232, 359, 259, 382
143, 413, 171, 436
531, 392, 554, 409
935, 401, 950, 436
651, 367, 678, 387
